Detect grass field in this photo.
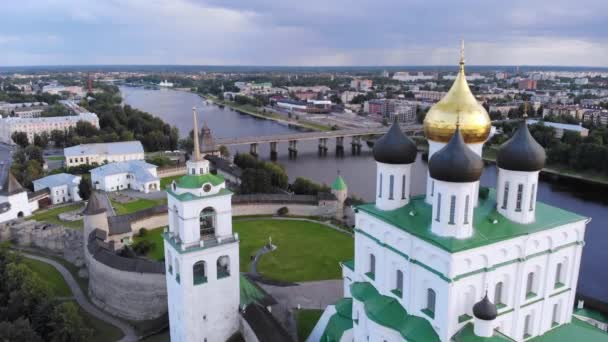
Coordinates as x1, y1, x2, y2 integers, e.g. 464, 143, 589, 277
23, 257, 72, 297
30, 203, 84, 230
234, 219, 354, 282
160, 175, 183, 189
133, 227, 166, 261
111, 198, 166, 216
45, 156, 64, 161
296, 309, 323, 341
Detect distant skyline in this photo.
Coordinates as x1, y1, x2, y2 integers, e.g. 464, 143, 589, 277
1, 0, 607, 67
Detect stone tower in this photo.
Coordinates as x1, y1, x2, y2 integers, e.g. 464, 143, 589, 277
163, 108, 240, 342
331, 172, 348, 220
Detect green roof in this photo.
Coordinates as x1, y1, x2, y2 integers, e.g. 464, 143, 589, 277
350, 282, 440, 342
574, 308, 608, 324
529, 318, 608, 341
240, 275, 266, 307
452, 323, 515, 342
342, 259, 354, 271
356, 189, 586, 253
176, 174, 224, 189
331, 175, 347, 191
321, 299, 354, 342
167, 187, 232, 202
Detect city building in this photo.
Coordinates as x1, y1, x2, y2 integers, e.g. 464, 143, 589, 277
583, 108, 608, 126
159, 80, 174, 87
351, 79, 373, 91
33, 173, 82, 204
276, 99, 309, 112
542, 105, 584, 120
11, 105, 48, 118
393, 71, 437, 82
341, 91, 366, 104
574, 78, 589, 85
0, 112, 99, 145
0, 101, 47, 115
528, 120, 589, 138
415, 90, 447, 102
164, 110, 240, 342
309, 47, 605, 342
42, 84, 86, 97
90, 160, 159, 193
64, 141, 145, 167
518, 79, 538, 90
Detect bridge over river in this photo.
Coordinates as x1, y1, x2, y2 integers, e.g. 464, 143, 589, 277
214, 124, 423, 159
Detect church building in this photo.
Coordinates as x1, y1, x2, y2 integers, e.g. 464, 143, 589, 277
309, 44, 608, 342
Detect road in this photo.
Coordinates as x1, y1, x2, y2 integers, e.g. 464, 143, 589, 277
0, 143, 14, 189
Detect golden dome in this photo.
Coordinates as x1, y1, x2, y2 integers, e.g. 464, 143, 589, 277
423, 43, 491, 144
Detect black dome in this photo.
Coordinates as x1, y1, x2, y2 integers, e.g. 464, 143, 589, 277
473, 294, 497, 321
373, 122, 417, 164
497, 120, 546, 172
429, 127, 483, 182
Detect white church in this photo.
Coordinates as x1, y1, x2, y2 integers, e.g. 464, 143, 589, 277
308, 46, 608, 341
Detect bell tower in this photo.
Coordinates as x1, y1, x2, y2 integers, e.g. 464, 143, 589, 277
163, 108, 240, 342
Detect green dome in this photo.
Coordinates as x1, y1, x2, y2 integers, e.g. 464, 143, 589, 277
332, 175, 347, 191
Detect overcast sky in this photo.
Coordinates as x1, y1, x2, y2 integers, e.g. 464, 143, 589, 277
1, 0, 607, 67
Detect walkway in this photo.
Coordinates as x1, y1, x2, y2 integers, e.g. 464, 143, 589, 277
22, 253, 138, 342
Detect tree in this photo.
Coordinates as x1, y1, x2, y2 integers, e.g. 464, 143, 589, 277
11, 131, 29, 147
0, 317, 42, 342
78, 176, 92, 200
33, 132, 49, 148
218, 145, 230, 158
240, 169, 272, 194
50, 130, 66, 148
48, 302, 93, 342
292, 177, 330, 195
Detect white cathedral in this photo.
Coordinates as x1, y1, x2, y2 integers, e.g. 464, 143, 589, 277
309, 47, 608, 342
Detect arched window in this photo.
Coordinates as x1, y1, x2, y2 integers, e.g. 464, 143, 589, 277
193, 261, 207, 285
463, 195, 470, 224
529, 184, 536, 211
516, 184, 524, 212
435, 193, 442, 222
526, 272, 535, 297
191, 168, 195, 175
448, 195, 456, 224
200, 207, 216, 238
554, 263, 563, 288
552, 303, 560, 326
172, 205, 179, 232
425, 289, 436, 318
401, 175, 407, 199
431, 180, 435, 196
175, 258, 181, 284
395, 270, 404, 297
368, 254, 376, 278
524, 314, 533, 338
378, 173, 383, 198
494, 282, 504, 306
167, 250, 173, 274
502, 182, 509, 209
217, 255, 230, 278
389, 175, 394, 200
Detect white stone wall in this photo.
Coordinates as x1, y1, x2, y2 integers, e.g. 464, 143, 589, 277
497, 169, 540, 224
375, 162, 413, 211
430, 179, 477, 239
0, 192, 32, 224
66, 152, 144, 167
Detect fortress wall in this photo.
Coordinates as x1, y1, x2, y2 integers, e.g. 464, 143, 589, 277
130, 214, 168, 232
232, 203, 337, 217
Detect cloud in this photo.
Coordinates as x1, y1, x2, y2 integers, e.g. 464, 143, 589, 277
0, 0, 607, 66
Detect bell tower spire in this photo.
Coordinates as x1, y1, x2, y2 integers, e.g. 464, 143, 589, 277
192, 107, 201, 162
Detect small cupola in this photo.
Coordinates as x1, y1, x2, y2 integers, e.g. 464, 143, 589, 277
472, 293, 497, 338
497, 120, 546, 172
429, 126, 483, 183
373, 122, 417, 165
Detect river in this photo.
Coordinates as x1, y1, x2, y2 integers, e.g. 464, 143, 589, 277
120, 86, 608, 303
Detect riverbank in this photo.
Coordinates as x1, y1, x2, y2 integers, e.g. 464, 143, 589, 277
201, 93, 333, 132
483, 146, 608, 186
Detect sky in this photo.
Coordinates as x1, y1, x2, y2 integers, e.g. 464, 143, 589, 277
1, 0, 607, 67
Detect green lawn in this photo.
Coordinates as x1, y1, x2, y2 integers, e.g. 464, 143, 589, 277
45, 156, 64, 161
69, 300, 125, 342
160, 175, 183, 189
296, 309, 324, 341
234, 219, 354, 282
30, 203, 84, 230
111, 198, 167, 216
23, 257, 72, 297
133, 227, 166, 261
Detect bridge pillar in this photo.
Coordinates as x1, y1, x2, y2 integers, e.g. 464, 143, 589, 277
249, 143, 258, 157
351, 136, 362, 155
336, 136, 344, 157
318, 138, 328, 156
269, 141, 278, 161
288, 140, 298, 159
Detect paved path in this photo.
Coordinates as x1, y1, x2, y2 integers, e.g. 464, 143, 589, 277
22, 253, 138, 342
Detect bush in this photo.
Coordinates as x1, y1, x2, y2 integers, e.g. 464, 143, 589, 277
138, 228, 148, 237
277, 207, 289, 216
132, 240, 152, 255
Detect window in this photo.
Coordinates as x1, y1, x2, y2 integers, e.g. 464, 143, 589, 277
389, 175, 394, 200
435, 193, 442, 222
554, 263, 563, 288
394, 270, 404, 297
526, 272, 535, 298
401, 175, 407, 199
193, 261, 207, 284
200, 168, 204, 174
378, 173, 383, 198
464, 195, 470, 224
552, 303, 560, 326
167, 251, 173, 274
494, 282, 504, 306
366, 254, 376, 279
529, 184, 536, 211
516, 184, 524, 212
191, 168, 195, 175
502, 182, 509, 209
524, 314, 532, 338
199, 207, 216, 238
423, 289, 436, 318
448, 195, 456, 224
175, 258, 181, 283
431, 180, 435, 196
217, 256, 230, 278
